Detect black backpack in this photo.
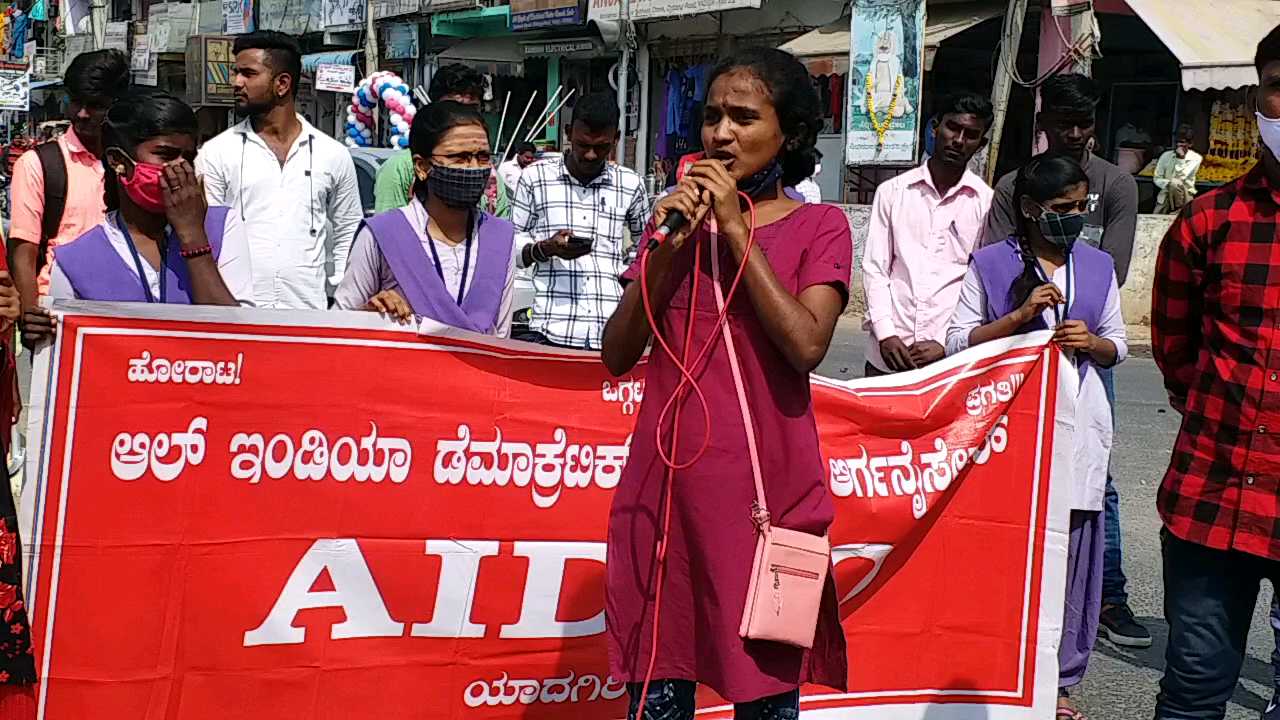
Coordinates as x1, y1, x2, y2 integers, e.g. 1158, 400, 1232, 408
32, 141, 67, 274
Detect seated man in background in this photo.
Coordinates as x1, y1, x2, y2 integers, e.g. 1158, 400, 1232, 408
1154, 124, 1202, 215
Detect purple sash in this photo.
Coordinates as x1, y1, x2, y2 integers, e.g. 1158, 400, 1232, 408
970, 236, 1113, 381
362, 208, 513, 334
54, 206, 230, 304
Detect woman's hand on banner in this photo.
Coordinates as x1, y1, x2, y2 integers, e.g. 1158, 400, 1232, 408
366, 289, 413, 324
20, 307, 55, 348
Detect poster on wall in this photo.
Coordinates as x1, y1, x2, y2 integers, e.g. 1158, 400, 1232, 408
0, 64, 29, 111
587, 0, 759, 23
315, 63, 355, 92
845, 0, 925, 166
382, 22, 417, 59
104, 21, 129, 52
323, 0, 364, 28
223, 0, 254, 34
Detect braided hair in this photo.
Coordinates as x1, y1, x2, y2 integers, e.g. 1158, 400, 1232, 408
1007, 154, 1088, 311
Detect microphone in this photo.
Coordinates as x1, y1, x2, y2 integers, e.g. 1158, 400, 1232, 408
646, 152, 705, 252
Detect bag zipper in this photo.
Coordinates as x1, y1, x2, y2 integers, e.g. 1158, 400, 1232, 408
770, 564, 820, 581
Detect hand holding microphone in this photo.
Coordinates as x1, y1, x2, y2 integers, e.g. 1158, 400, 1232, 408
650, 183, 712, 251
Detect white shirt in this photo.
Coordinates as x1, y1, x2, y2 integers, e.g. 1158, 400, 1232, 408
48, 210, 255, 305
945, 260, 1127, 511
1153, 149, 1203, 204
795, 163, 822, 204
333, 198, 516, 337
498, 159, 525, 196
195, 114, 363, 309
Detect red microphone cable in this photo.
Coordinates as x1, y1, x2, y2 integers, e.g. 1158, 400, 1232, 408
632, 191, 757, 718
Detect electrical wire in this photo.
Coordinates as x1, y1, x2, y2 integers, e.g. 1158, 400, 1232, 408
633, 192, 758, 719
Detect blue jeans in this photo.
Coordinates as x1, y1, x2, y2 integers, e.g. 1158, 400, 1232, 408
1100, 367, 1128, 606
1158, 531, 1280, 719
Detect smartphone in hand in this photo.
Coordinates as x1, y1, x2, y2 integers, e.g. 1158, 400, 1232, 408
567, 235, 595, 252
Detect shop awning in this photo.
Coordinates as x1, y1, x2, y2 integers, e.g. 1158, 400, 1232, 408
437, 36, 524, 64
1124, 0, 1274, 90
302, 51, 359, 74
778, 0, 1004, 67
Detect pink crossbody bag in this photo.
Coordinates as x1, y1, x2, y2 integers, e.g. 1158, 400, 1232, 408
708, 224, 831, 649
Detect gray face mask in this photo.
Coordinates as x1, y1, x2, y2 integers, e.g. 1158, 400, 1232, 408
1036, 206, 1087, 252
429, 164, 489, 209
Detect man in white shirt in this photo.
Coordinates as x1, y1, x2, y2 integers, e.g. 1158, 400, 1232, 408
1153, 124, 1202, 214
498, 142, 537, 196
195, 31, 362, 309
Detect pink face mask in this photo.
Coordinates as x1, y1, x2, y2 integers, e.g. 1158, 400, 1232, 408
115, 150, 167, 214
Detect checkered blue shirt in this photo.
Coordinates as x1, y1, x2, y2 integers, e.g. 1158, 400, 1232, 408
511, 156, 651, 349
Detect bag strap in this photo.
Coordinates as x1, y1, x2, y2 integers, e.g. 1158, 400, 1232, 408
35, 141, 67, 274
708, 224, 771, 532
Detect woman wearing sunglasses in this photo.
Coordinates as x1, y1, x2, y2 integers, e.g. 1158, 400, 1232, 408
946, 153, 1126, 720
335, 101, 516, 337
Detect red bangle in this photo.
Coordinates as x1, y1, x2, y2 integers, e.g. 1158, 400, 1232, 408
180, 245, 213, 259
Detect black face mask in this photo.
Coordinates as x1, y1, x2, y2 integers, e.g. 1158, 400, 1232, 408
428, 164, 489, 209
738, 160, 783, 199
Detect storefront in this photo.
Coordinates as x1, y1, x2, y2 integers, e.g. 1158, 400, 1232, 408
1103, 0, 1272, 209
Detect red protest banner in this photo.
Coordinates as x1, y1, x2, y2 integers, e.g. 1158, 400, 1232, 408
21, 305, 1071, 720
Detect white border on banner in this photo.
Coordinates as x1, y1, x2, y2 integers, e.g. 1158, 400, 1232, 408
23, 307, 1073, 720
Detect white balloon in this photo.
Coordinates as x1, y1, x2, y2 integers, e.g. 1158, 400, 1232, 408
389, 112, 403, 126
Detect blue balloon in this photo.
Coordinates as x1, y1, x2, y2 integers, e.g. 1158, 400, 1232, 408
397, 135, 409, 148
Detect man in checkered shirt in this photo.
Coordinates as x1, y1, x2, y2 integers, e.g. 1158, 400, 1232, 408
1152, 22, 1280, 720
511, 92, 651, 350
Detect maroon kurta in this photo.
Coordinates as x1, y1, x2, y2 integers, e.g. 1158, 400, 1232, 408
606, 203, 851, 703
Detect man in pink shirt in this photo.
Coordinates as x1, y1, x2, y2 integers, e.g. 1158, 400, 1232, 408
862, 93, 994, 375
9, 49, 129, 347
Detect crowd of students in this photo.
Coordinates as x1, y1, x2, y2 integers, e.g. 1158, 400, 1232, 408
0, 16, 1270, 720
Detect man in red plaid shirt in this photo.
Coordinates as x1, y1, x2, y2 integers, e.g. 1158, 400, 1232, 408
1152, 22, 1280, 720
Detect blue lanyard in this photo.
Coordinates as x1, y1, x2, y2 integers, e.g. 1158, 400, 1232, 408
425, 214, 473, 306
114, 214, 168, 304
1032, 253, 1072, 326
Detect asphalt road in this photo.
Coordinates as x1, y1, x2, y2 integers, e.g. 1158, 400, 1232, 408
818, 317, 1275, 720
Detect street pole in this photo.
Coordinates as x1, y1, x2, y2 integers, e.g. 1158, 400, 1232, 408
634, 38, 650, 175
364, 0, 379, 77
985, 0, 1029, 185
615, 0, 631, 166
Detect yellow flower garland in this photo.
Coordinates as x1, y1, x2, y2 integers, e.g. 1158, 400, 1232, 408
865, 72, 903, 146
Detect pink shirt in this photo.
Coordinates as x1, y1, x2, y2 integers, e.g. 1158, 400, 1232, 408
9, 128, 107, 296
862, 163, 992, 371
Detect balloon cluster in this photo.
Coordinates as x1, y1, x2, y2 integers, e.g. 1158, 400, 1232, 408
344, 71, 417, 149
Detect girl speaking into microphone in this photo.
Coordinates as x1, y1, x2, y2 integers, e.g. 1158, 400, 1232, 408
601, 48, 851, 719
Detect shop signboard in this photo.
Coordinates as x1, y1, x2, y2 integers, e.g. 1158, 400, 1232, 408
511, 0, 581, 30
0, 64, 29, 111
315, 63, 356, 93
587, 0, 758, 23
185, 35, 237, 106
845, 0, 925, 166
521, 38, 596, 57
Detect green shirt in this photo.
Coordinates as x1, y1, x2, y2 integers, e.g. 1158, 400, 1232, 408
372, 149, 510, 218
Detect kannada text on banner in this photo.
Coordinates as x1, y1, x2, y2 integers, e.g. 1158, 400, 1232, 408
21, 303, 1072, 720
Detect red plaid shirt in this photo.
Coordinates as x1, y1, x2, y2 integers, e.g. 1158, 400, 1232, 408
1153, 164, 1280, 560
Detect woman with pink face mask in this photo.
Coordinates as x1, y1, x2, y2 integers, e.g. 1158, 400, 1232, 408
42, 90, 253, 308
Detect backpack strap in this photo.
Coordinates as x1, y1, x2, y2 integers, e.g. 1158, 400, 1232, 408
35, 141, 67, 275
